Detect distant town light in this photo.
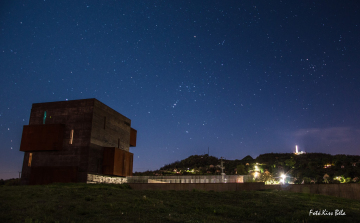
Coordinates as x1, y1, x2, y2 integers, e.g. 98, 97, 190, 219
280, 174, 286, 184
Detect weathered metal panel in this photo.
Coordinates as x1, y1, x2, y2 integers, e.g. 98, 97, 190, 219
125, 151, 133, 176
114, 147, 125, 176
20, 124, 65, 152
130, 128, 137, 147
29, 166, 77, 185
102, 147, 133, 177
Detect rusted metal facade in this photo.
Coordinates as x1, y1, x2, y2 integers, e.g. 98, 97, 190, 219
103, 147, 133, 176
20, 124, 65, 152
20, 99, 136, 185
130, 128, 137, 147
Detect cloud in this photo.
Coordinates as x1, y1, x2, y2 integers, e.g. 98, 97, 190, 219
294, 127, 359, 143
292, 127, 360, 154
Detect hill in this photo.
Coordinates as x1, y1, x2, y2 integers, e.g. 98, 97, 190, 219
134, 153, 360, 184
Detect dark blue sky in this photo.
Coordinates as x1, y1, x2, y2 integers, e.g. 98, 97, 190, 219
1, 1, 360, 179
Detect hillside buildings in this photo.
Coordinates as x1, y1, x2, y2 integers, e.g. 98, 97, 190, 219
19, 99, 137, 185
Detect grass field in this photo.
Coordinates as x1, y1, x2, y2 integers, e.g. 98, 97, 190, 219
1, 183, 360, 222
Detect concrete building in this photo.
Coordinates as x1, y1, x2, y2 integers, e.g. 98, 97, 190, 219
19, 99, 137, 185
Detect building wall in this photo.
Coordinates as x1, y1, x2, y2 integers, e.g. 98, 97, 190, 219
20, 98, 135, 184
29, 166, 78, 185
21, 152, 32, 184
21, 99, 95, 184
90, 100, 131, 152
87, 174, 127, 184
87, 144, 104, 175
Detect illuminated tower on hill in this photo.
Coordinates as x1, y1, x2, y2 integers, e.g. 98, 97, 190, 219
294, 145, 305, 155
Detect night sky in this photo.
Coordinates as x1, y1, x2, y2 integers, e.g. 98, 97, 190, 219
1, 1, 360, 179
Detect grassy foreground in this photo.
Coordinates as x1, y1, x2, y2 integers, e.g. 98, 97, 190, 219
1, 183, 360, 223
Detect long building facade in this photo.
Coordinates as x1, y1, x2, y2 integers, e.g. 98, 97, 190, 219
20, 99, 137, 185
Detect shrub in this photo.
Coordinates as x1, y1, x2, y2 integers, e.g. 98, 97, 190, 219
4, 178, 21, 186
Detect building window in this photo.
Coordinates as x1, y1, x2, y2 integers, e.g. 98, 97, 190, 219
28, 153, 33, 167
69, 129, 74, 144
43, 111, 47, 124
104, 117, 106, 129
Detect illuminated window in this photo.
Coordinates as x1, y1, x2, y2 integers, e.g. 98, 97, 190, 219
43, 111, 47, 124
69, 129, 74, 144
28, 153, 33, 167
104, 117, 106, 129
